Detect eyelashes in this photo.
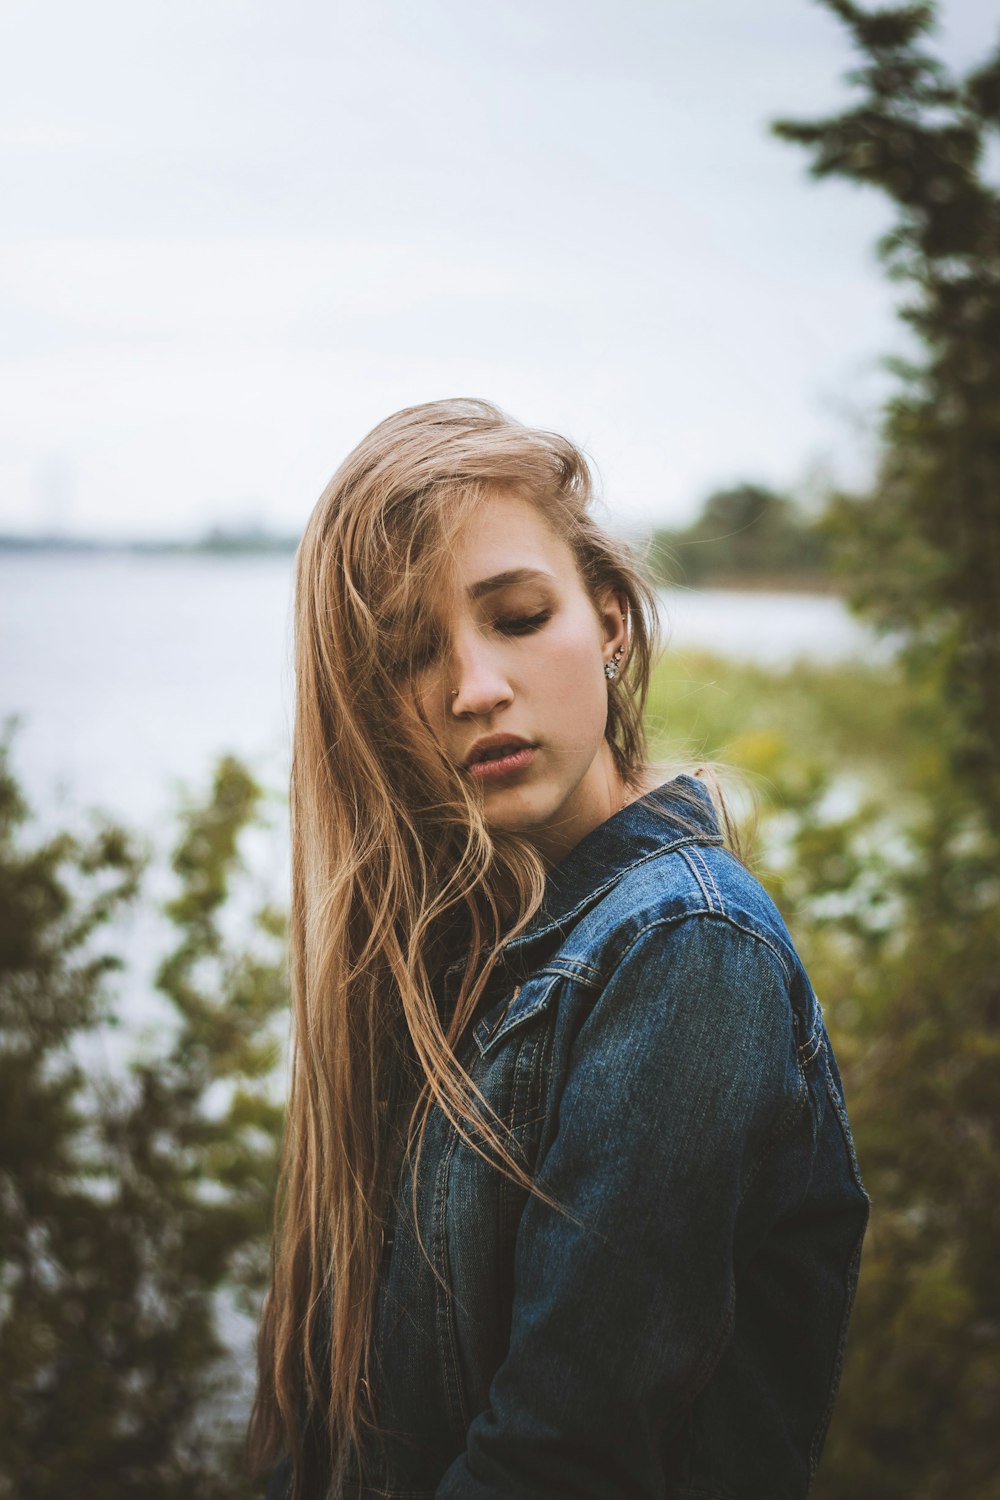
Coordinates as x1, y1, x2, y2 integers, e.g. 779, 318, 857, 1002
494, 610, 552, 637
397, 610, 553, 677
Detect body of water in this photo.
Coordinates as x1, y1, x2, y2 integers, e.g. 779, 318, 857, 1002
1, 553, 880, 826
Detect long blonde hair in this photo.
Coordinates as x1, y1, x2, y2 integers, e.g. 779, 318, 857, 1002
249, 398, 676, 1495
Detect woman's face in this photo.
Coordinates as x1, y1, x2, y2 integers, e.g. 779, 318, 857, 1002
412, 490, 629, 867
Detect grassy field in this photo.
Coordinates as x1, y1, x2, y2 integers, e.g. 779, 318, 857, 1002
647, 647, 914, 788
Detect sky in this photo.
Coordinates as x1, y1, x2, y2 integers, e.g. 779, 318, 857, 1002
1, 0, 996, 540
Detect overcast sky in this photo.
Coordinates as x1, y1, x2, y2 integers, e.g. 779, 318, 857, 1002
1, 0, 996, 540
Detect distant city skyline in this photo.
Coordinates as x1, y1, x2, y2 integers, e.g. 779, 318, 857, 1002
1, 0, 995, 540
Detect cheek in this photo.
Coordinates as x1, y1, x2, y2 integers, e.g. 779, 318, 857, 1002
534, 618, 607, 730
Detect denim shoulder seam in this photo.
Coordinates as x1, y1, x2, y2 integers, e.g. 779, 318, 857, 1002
678, 845, 726, 914
602, 907, 794, 990
501, 834, 726, 954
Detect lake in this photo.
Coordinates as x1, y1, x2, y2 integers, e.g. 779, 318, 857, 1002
0, 552, 879, 827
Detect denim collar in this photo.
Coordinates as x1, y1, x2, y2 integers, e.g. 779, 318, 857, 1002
498, 772, 723, 959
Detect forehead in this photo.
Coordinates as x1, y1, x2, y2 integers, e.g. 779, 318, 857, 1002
447, 491, 576, 594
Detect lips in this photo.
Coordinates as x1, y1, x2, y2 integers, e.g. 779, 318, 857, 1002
464, 734, 535, 768
465, 743, 537, 782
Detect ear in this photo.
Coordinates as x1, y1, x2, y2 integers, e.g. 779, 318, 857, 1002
595, 586, 629, 658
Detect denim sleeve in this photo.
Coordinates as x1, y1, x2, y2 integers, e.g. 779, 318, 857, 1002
435, 914, 802, 1500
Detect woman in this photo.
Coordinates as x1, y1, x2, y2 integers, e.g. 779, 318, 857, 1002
250, 398, 869, 1500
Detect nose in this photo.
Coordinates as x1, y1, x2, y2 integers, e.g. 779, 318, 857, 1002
448, 628, 514, 718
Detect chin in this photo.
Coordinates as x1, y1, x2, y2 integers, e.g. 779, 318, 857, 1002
484, 784, 556, 831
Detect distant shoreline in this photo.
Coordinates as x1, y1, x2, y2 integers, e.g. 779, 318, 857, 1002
662, 570, 841, 596
0, 534, 300, 557
0, 537, 842, 593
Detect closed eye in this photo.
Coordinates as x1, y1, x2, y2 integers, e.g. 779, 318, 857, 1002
495, 611, 551, 637
392, 610, 551, 678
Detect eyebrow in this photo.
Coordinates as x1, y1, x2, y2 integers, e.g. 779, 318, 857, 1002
467, 567, 555, 600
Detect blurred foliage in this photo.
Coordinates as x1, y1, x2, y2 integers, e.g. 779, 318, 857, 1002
647, 483, 831, 589
773, 0, 1000, 826
651, 644, 1000, 1498
764, 2, 1000, 1494
0, 738, 287, 1499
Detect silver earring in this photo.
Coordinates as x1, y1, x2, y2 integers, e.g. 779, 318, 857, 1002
604, 644, 626, 682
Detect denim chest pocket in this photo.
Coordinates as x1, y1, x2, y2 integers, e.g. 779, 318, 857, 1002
459, 970, 564, 1161
472, 969, 563, 1059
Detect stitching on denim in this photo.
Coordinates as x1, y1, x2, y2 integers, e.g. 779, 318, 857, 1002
500, 834, 726, 949
431, 1130, 469, 1439
533, 968, 601, 994
477, 962, 609, 1056
602, 909, 794, 990
476, 978, 561, 1057
679, 845, 716, 911
541, 956, 604, 982
529, 1012, 556, 1161
483, 984, 520, 1040
474, 982, 528, 1052
798, 1024, 822, 1065
720, 915, 794, 986
512, 1027, 532, 1154
690, 845, 726, 914
824, 1051, 870, 1198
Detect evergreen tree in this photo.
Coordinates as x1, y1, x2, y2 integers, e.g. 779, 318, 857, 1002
769, 5, 1000, 1495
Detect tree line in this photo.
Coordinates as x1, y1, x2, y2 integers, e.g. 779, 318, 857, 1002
646, 482, 831, 590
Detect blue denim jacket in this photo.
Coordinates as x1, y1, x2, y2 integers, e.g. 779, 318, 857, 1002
268, 775, 869, 1500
